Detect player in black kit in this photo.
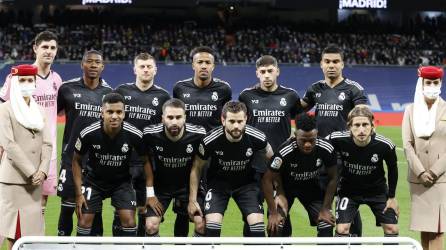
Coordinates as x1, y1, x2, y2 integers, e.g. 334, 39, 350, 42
114, 53, 170, 236
73, 93, 146, 237
188, 101, 274, 237
262, 113, 337, 237
327, 106, 399, 237
239, 55, 301, 236
300, 44, 368, 237
143, 99, 206, 237
56, 50, 112, 236
173, 46, 231, 235
173, 46, 232, 131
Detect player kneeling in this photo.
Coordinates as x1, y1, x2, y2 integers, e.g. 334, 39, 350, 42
73, 93, 147, 237
143, 99, 206, 237
327, 106, 399, 238
263, 113, 337, 237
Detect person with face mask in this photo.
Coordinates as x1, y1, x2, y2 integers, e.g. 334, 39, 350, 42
402, 66, 446, 250
0, 65, 52, 250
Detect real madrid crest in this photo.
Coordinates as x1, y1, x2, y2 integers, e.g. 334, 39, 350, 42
186, 144, 193, 153
246, 148, 253, 157
122, 143, 129, 153
371, 153, 379, 163
152, 97, 159, 106
211, 91, 218, 101
280, 97, 287, 106
316, 158, 322, 167
338, 92, 346, 101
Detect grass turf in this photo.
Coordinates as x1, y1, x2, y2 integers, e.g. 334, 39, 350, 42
1, 125, 421, 249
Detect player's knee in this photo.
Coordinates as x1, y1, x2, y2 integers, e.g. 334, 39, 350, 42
145, 217, 160, 234
383, 224, 399, 235
246, 213, 264, 225
78, 217, 93, 229
336, 224, 351, 235
120, 217, 136, 228
137, 206, 146, 214
194, 218, 206, 234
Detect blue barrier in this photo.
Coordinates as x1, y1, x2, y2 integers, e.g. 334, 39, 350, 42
1, 63, 440, 112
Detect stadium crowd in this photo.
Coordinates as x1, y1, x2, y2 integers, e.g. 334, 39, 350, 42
0, 11, 445, 65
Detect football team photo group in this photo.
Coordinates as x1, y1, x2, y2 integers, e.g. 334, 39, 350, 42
0, 29, 444, 250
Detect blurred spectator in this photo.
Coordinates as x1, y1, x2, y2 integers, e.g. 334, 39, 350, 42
0, 13, 445, 65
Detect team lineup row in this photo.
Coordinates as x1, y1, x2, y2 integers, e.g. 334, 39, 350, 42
0, 31, 400, 248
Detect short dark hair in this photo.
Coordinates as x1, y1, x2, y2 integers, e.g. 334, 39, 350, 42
102, 93, 124, 106
347, 105, 374, 127
256, 55, 278, 68
322, 44, 344, 60
82, 50, 103, 62
295, 113, 316, 132
34, 31, 58, 47
162, 98, 186, 113
190, 46, 215, 59
221, 101, 247, 119
133, 52, 155, 65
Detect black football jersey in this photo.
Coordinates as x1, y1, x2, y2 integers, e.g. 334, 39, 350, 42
269, 138, 336, 191
115, 83, 170, 130
173, 78, 232, 131
57, 77, 112, 166
327, 131, 397, 197
115, 83, 171, 168
303, 79, 367, 137
74, 121, 145, 188
239, 84, 301, 151
143, 123, 206, 191
198, 125, 268, 188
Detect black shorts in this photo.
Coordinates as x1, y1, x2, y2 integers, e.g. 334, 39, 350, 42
57, 164, 76, 199
146, 188, 187, 217
130, 166, 146, 207
204, 182, 264, 218
81, 180, 136, 214
173, 185, 206, 216
286, 187, 324, 227
336, 194, 398, 226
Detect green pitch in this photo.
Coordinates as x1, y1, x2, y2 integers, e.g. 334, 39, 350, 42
1, 125, 420, 249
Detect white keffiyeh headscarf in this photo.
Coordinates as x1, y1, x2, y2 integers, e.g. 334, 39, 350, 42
9, 75, 44, 131
413, 77, 438, 138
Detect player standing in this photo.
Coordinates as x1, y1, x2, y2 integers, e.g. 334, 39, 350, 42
300, 44, 368, 236
172, 46, 231, 236
115, 53, 170, 236
239, 55, 301, 236
56, 50, 112, 236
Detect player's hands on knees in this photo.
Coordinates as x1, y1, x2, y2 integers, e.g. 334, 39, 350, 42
317, 208, 335, 226
419, 171, 434, 187
383, 198, 399, 216
147, 197, 164, 217
267, 210, 284, 236
75, 194, 88, 219
187, 200, 203, 220
274, 194, 288, 217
